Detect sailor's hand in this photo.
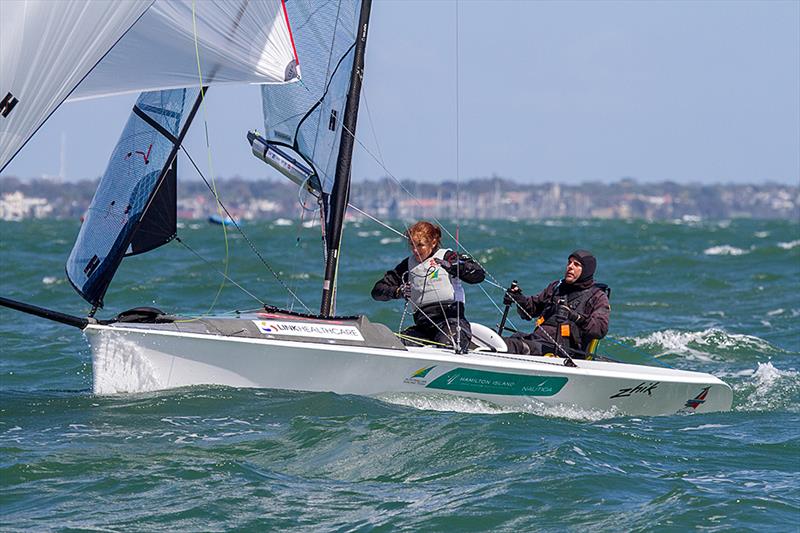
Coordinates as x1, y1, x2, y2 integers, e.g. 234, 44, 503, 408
558, 304, 582, 324
503, 284, 525, 306
395, 283, 411, 300
435, 250, 462, 277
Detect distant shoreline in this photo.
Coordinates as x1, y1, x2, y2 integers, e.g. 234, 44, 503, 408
1, 175, 797, 222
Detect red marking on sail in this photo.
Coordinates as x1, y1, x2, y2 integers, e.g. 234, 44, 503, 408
125, 143, 152, 165
281, 0, 300, 67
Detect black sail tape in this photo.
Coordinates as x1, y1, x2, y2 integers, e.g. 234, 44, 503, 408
132, 105, 179, 145
1, 92, 19, 118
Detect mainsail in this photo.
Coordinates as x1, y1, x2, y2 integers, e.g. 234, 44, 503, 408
0, 0, 299, 172
254, 0, 361, 196
66, 89, 201, 308
252, 0, 371, 315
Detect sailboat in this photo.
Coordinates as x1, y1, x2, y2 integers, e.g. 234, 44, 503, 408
0, 0, 731, 416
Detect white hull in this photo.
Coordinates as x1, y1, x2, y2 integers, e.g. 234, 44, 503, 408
85, 323, 732, 416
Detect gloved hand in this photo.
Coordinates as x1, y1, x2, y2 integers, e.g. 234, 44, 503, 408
503, 285, 526, 306
557, 304, 583, 324
395, 282, 411, 300
435, 250, 462, 277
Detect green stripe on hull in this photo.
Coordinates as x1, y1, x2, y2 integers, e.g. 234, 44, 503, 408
426, 368, 567, 397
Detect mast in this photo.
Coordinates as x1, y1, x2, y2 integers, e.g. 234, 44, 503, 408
319, 0, 372, 317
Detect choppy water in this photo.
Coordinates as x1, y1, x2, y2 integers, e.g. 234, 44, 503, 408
1, 217, 798, 531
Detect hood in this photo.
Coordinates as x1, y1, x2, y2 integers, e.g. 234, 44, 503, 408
568, 249, 596, 289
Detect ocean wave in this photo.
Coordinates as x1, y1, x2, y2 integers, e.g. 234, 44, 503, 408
41, 276, 62, 285
703, 245, 750, 256
777, 239, 800, 250
380, 237, 402, 245
733, 362, 799, 412
630, 328, 778, 360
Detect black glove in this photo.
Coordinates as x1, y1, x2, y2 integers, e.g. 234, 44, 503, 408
435, 250, 463, 277
503, 285, 526, 306
557, 304, 583, 324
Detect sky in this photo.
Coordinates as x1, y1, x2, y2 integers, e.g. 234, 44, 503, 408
2, 0, 799, 185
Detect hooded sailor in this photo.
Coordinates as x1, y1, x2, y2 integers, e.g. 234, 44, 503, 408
502, 249, 611, 358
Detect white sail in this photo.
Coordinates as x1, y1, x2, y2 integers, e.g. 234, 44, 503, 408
70, 0, 300, 101
0, 0, 299, 172
0, 0, 152, 171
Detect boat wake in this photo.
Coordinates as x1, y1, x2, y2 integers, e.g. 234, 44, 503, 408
375, 393, 621, 422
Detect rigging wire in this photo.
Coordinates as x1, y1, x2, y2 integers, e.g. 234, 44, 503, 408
175, 237, 266, 307
335, 118, 513, 309
454, 0, 462, 352
180, 146, 313, 314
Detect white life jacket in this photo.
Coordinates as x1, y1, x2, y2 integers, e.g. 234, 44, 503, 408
406, 248, 465, 308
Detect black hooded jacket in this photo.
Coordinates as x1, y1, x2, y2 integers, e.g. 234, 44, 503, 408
513, 250, 610, 348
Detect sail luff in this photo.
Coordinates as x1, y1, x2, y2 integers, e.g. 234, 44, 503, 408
319, 0, 373, 317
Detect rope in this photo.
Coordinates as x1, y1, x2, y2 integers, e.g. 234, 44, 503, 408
394, 332, 451, 348
191, 1, 229, 316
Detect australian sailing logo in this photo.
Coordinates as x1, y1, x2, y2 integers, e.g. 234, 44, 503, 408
427, 259, 440, 280
609, 381, 660, 399
404, 366, 436, 385
252, 320, 365, 341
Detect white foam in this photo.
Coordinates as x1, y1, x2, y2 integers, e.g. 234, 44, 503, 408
754, 231, 770, 238
751, 361, 796, 387
273, 218, 293, 226
42, 276, 60, 285
356, 230, 382, 238
778, 239, 800, 250
766, 308, 784, 316
703, 245, 749, 256
734, 362, 799, 412
89, 333, 162, 394
376, 392, 507, 414
678, 423, 730, 432
630, 328, 773, 360
375, 393, 620, 421
380, 237, 402, 245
